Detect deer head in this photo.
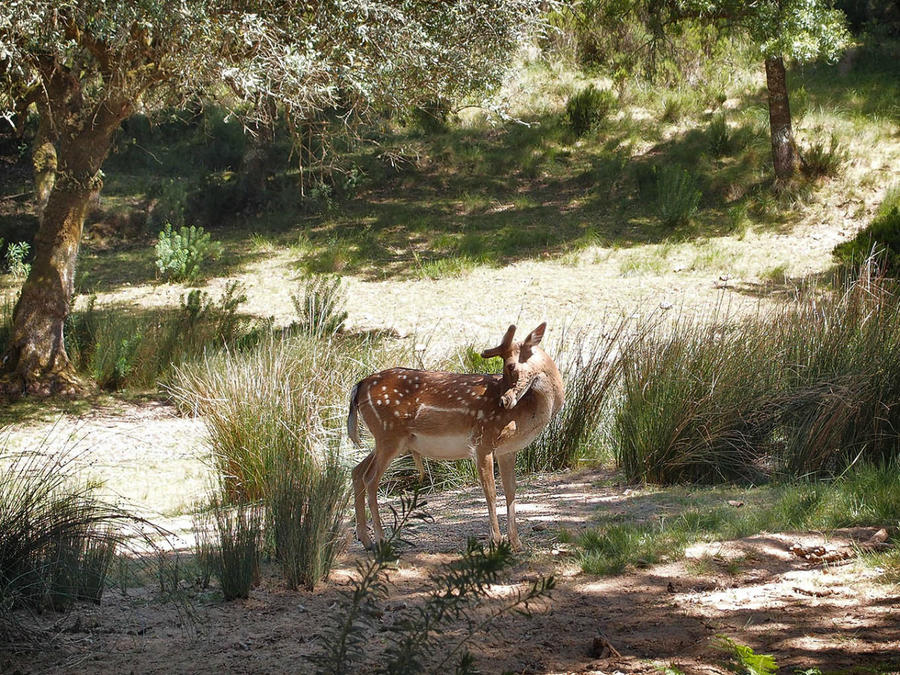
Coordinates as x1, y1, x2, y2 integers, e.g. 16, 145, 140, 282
481, 322, 548, 410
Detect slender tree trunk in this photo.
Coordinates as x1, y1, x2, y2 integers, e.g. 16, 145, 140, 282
764, 55, 799, 181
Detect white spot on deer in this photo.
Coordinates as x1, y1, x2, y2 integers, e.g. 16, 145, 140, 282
394, 400, 399, 405
394, 410, 401, 417
476, 410, 484, 420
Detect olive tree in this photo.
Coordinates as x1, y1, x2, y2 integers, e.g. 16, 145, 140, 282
0, 1, 539, 396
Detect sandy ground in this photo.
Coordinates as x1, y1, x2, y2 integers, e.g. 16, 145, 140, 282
3, 422, 899, 675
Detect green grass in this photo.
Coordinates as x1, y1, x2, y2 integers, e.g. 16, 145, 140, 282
575, 462, 900, 576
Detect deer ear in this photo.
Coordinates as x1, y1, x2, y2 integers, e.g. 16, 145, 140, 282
523, 322, 546, 347
481, 325, 517, 358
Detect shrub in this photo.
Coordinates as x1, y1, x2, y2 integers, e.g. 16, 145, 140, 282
565, 85, 616, 136
268, 448, 348, 590
801, 131, 849, 179
155, 223, 223, 282
291, 275, 348, 337
833, 184, 900, 274
655, 165, 701, 227
168, 334, 380, 587
707, 114, 731, 157
313, 491, 554, 674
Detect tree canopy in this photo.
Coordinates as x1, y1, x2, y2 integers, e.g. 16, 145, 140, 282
0, 0, 541, 397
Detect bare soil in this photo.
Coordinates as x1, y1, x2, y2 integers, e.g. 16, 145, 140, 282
4, 447, 899, 674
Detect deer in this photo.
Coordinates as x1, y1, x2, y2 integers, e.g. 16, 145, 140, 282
347, 322, 564, 551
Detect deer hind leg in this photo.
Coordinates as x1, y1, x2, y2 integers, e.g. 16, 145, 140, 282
352, 453, 376, 548
476, 451, 501, 545
363, 440, 400, 546
497, 453, 522, 551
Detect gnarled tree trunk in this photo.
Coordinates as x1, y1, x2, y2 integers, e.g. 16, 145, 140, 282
764, 55, 799, 181
1, 85, 129, 397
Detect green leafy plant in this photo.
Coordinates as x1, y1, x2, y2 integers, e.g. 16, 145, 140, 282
5, 241, 31, 278
565, 84, 616, 136
313, 491, 555, 674
708, 114, 732, 157
155, 223, 223, 282
714, 636, 777, 675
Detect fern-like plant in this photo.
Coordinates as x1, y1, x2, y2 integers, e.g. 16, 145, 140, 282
656, 165, 701, 228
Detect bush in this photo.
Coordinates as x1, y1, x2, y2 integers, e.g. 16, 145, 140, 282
168, 334, 383, 588
4, 241, 31, 278
66, 283, 252, 390
707, 114, 731, 157
801, 131, 849, 179
613, 266, 900, 483
565, 85, 616, 136
155, 223, 223, 282
833, 184, 900, 274
655, 165, 701, 228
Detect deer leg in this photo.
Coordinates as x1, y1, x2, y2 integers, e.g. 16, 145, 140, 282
496, 453, 522, 551
363, 443, 399, 546
476, 451, 501, 544
352, 453, 375, 548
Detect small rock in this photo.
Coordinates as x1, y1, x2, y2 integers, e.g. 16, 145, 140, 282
532, 523, 546, 532
659, 301, 673, 310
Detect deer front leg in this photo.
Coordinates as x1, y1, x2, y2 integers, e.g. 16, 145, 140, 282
497, 452, 522, 551
476, 451, 501, 544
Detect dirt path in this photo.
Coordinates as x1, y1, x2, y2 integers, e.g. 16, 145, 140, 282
6, 460, 898, 674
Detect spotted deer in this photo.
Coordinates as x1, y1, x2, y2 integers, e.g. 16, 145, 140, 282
347, 323, 564, 550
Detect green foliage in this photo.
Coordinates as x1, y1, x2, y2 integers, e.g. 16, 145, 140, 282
65, 283, 251, 390
291, 275, 348, 337
833, 185, 900, 273
313, 491, 555, 674
714, 636, 777, 675
195, 498, 263, 601
565, 85, 616, 136
4, 241, 31, 278
655, 165, 702, 228
154, 223, 223, 282
708, 114, 732, 157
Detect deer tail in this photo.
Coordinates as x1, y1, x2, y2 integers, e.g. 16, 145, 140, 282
347, 381, 363, 447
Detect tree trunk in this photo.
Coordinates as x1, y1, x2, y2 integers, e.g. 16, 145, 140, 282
764, 55, 799, 182
1, 105, 125, 397
32, 99, 58, 221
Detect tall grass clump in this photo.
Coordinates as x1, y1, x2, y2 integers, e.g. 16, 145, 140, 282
169, 333, 381, 588
613, 313, 778, 484
565, 84, 616, 136
518, 323, 628, 473
194, 497, 264, 600
291, 274, 348, 337
655, 165, 701, 228
614, 262, 900, 484
772, 265, 900, 474
0, 445, 140, 646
